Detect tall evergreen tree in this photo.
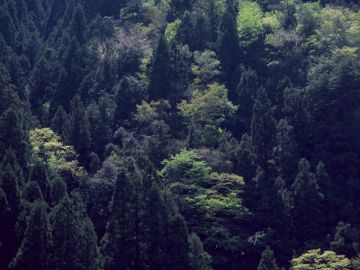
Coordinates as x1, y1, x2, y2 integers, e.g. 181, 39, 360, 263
217, 0, 242, 92
29, 159, 51, 202
188, 233, 212, 270
251, 88, 276, 172
291, 159, 324, 244
51, 105, 70, 143
101, 162, 144, 270
234, 68, 257, 133
0, 164, 21, 270
51, 194, 101, 270
9, 201, 52, 270
69, 95, 91, 167
273, 119, 298, 182
257, 246, 280, 270
0, 108, 29, 169
148, 35, 171, 101
144, 182, 168, 270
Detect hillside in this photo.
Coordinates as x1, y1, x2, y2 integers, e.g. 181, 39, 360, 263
0, 0, 360, 269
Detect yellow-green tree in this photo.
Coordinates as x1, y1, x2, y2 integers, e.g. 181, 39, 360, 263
291, 249, 351, 270
237, 1, 264, 47
29, 128, 84, 177
178, 83, 237, 146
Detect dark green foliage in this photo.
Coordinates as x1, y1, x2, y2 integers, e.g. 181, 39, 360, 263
51, 194, 101, 270
217, 0, 242, 91
291, 159, 325, 244
257, 246, 280, 270
0, 164, 21, 269
9, 201, 52, 270
69, 95, 91, 167
148, 36, 171, 101
144, 182, 168, 270
251, 88, 276, 172
188, 233, 212, 270
1, 1, 360, 270
101, 162, 144, 270
51, 105, 70, 143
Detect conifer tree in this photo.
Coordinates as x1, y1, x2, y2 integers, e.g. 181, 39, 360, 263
257, 246, 280, 270
51, 105, 70, 143
23, 181, 44, 203
291, 159, 324, 244
251, 88, 276, 172
144, 182, 168, 270
0, 164, 21, 269
69, 95, 91, 167
235, 68, 257, 133
29, 160, 50, 202
217, 0, 242, 91
188, 233, 212, 270
68, 6, 86, 44
148, 35, 171, 100
0, 108, 29, 169
51, 194, 101, 270
101, 163, 144, 270
273, 119, 298, 182
29, 57, 51, 122
9, 201, 52, 270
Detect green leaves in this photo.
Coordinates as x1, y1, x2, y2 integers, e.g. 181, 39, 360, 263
178, 83, 237, 127
291, 249, 351, 270
29, 128, 85, 177
237, 1, 264, 47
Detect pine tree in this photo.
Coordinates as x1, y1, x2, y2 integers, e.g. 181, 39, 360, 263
257, 246, 280, 270
29, 160, 50, 202
273, 119, 298, 182
101, 163, 144, 270
168, 214, 189, 270
148, 35, 171, 100
53, 38, 84, 112
188, 233, 212, 270
29, 57, 51, 122
69, 95, 91, 167
251, 88, 276, 172
68, 6, 86, 44
23, 181, 44, 203
0, 108, 29, 169
0, 187, 9, 269
217, 0, 242, 91
235, 68, 258, 133
51, 105, 70, 143
144, 182, 168, 270
51, 194, 101, 270
9, 201, 52, 270
291, 159, 324, 244
0, 164, 21, 269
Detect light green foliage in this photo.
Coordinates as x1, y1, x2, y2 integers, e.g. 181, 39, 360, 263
291, 249, 351, 270
190, 190, 242, 217
134, 99, 171, 125
161, 149, 246, 218
161, 149, 213, 185
262, 10, 282, 30
29, 128, 84, 176
191, 50, 222, 90
178, 83, 237, 127
311, 7, 360, 54
237, 0, 264, 46
165, 19, 181, 42
134, 101, 159, 124
295, 2, 321, 37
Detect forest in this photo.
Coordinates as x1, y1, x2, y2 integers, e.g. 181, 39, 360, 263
0, 0, 360, 269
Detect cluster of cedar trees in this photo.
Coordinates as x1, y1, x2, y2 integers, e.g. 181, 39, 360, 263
1, 0, 360, 269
